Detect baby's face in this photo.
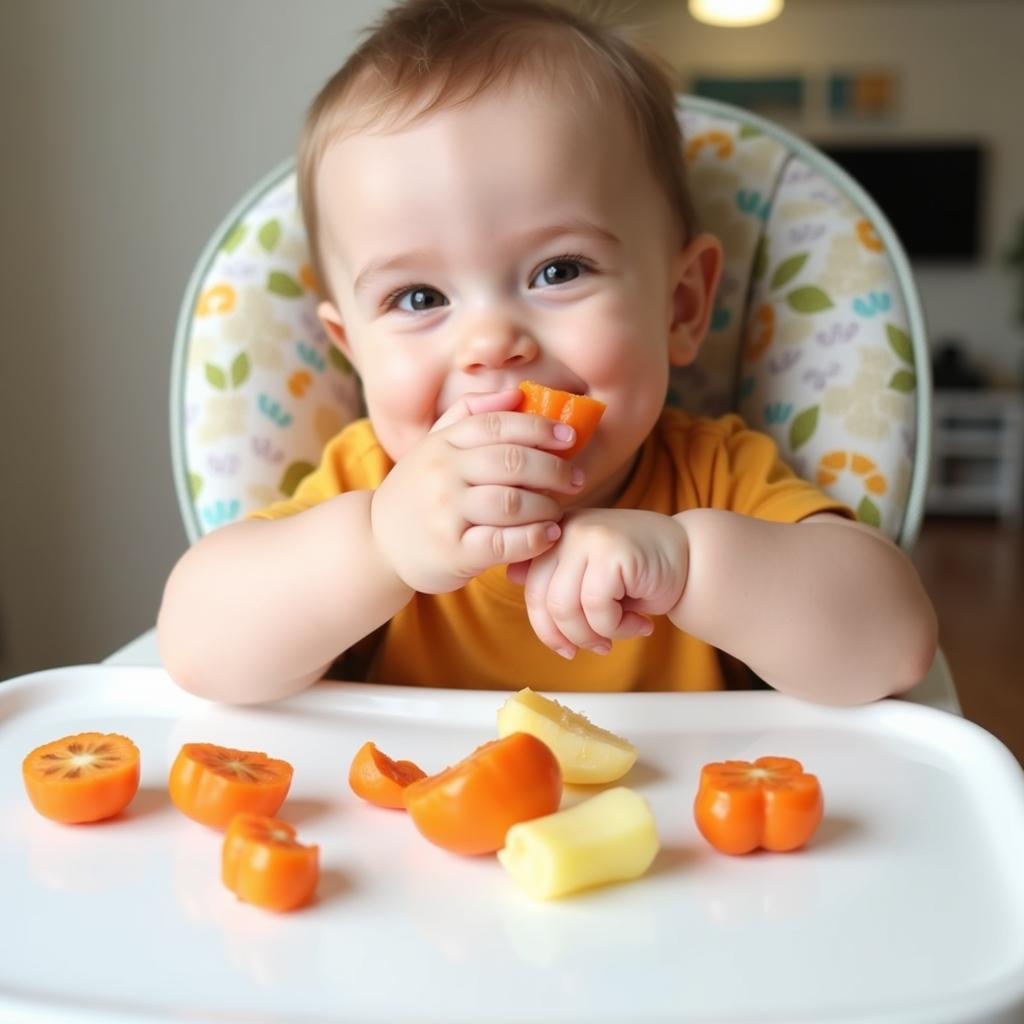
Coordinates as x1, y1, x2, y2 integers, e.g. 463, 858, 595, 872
316, 80, 695, 506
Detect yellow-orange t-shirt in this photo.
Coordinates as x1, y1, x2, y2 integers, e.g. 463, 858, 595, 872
250, 408, 851, 691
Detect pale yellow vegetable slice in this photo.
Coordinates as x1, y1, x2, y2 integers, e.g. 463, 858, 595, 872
496, 687, 638, 784
497, 787, 659, 900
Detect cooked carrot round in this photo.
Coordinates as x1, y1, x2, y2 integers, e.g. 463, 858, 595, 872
23, 732, 140, 824
168, 743, 293, 830
518, 381, 606, 459
349, 741, 426, 809
222, 813, 319, 912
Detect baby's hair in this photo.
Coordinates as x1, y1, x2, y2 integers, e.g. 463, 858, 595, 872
299, 0, 697, 298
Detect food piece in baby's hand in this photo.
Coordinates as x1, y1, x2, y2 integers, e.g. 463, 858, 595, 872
497, 687, 638, 784
222, 812, 319, 912
168, 742, 293, 830
349, 741, 426, 809
403, 732, 562, 855
518, 380, 606, 459
22, 732, 141, 824
498, 787, 659, 900
694, 757, 823, 855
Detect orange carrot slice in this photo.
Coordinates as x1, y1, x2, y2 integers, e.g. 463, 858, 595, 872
349, 741, 426, 810
518, 381, 606, 459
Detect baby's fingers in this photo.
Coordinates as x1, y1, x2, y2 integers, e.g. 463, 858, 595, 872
546, 559, 613, 654
580, 565, 653, 642
522, 558, 578, 661
430, 388, 522, 433
587, 606, 653, 642
618, 610, 655, 639
506, 560, 530, 585
462, 486, 562, 527
443, 406, 577, 456
461, 521, 561, 570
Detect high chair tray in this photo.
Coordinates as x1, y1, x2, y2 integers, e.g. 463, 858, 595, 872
2, 665, 1023, 1024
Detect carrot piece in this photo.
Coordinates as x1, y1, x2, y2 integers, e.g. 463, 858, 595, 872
518, 381, 606, 458
349, 741, 426, 809
222, 812, 319, 912
23, 732, 140, 824
168, 742, 293, 830
403, 733, 562, 856
694, 757, 824, 855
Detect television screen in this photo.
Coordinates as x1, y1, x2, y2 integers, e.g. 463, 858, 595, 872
814, 142, 985, 262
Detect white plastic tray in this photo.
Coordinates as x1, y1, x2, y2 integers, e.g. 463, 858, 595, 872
2, 665, 1024, 1024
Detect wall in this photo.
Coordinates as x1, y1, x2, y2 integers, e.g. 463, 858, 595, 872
633, 0, 1024, 383
0, 0, 386, 678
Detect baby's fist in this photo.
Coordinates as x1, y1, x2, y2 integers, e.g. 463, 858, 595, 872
509, 509, 688, 658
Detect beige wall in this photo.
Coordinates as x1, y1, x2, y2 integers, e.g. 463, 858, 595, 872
0, 0, 386, 678
1, 0, 1021, 679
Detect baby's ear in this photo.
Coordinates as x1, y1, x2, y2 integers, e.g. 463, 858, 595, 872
668, 233, 724, 367
317, 301, 357, 369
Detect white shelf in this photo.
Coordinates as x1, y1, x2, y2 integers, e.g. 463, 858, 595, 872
931, 431, 1007, 457
927, 484, 1010, 506
927, 389, 1024, 523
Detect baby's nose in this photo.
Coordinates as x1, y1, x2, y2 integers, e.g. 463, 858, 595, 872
456, 315, 539, 371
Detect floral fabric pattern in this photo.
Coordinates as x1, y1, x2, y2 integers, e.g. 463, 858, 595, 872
181, 174, 364, 534
734, 155, 916, 535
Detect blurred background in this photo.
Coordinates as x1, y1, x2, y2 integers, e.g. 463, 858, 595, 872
2, 0, 1021, 757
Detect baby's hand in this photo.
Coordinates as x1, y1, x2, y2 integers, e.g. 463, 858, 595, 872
507, 509, 688, 659
371, 388, 584, 594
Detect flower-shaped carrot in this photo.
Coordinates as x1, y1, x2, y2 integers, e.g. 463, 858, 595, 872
694, 756, 823, 855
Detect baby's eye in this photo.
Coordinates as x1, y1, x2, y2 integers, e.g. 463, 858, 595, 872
388, 286, 448, 313
530, 257, 591, 289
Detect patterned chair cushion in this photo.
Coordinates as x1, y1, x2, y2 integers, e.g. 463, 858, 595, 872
736, 154, 918, 536
177, 173, 360, 532
174, 96, 927, 545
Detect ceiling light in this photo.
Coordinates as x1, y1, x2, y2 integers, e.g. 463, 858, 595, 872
688, 0, 785, 27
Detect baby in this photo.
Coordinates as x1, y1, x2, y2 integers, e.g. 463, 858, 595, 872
158, 0, 937, 705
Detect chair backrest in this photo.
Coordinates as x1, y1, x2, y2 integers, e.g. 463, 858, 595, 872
171, 95, 931, 549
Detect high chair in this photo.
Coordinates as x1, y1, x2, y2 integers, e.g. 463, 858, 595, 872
165, 95, 958, 710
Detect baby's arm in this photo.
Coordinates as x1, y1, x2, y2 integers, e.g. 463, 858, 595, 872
670, 509, 938, 705
514, 506, 936, 705
157, 491, 411, 704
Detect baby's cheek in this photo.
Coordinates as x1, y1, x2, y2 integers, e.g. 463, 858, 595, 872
585, 335, 670, 475
575, 297, 665, 379
587, 339, 670, 419
369, 417, 432, 464
362, 390, 434, 462
578, 302, 630, 360
363, 356, 440, 443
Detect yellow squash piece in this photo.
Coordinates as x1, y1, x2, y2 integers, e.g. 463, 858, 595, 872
498, 787, 659, 900
496, 687, 638, 784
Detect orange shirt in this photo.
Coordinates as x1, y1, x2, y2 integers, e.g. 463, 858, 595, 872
250, 409, 851, 691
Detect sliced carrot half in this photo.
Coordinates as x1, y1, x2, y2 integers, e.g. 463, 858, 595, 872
349, 741, 427, 809
168, 742, 293, 830
222, 812, 319, 912
518, 381, 606, 459
403, 733, 562, 856
23, 732, 140, 824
